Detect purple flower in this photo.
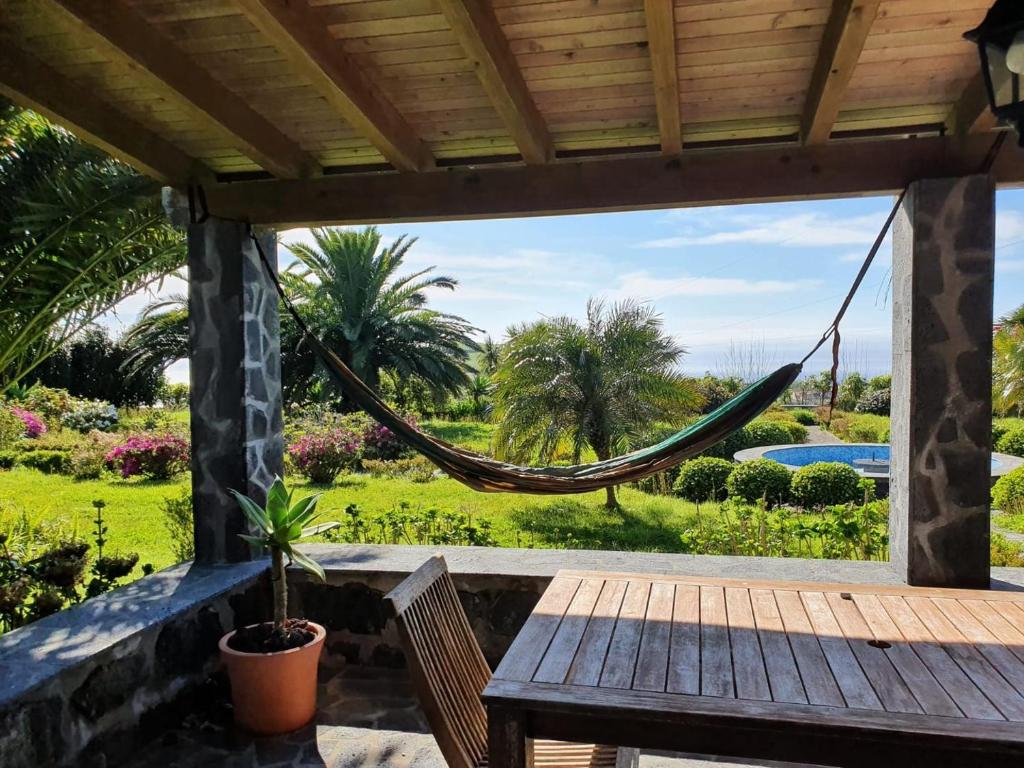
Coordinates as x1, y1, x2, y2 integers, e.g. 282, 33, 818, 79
288, 427, 362, 484
11, 407, 46, 438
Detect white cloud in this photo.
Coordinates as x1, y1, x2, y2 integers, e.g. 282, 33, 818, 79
640, 211, 888, 249
605, 271, 819, 301
997, 258, 1024, 274
998, 210, 1024, 246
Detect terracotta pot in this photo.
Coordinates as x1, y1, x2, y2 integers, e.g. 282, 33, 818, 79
219, 622, 326, 734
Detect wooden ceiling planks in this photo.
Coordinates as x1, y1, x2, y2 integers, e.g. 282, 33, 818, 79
0, 0, 1008, 190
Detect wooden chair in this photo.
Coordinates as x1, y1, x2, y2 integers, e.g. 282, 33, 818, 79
384, 556, 638, 768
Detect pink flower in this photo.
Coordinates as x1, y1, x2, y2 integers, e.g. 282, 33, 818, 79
105, 434, 189, 479
288, 427, 362, 484
11, 407, 46, 438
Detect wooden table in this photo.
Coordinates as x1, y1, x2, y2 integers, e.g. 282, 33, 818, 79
482, 570, 1024, 768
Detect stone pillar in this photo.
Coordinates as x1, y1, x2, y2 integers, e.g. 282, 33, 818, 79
188, 218, 284, 564
890, 175, 994, 588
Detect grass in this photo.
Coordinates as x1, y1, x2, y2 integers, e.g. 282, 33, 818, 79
420, 419, 496, 453
0, 464, 701, 573
998, 513, 1024, 534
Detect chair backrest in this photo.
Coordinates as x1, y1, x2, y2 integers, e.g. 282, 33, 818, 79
384, 556, 491, 768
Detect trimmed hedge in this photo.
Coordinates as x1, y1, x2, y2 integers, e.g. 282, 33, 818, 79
997, 427, 1024, 458
790, 410, 817, 426
726, 459, 791, 506
746, 420, 793, 447
993, 466, 1024, 515
790, 462, 862, 508
673, 457, 734, 502
19, 449, 72, 474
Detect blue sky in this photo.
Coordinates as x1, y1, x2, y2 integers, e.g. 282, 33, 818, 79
99, 190, 1024, 385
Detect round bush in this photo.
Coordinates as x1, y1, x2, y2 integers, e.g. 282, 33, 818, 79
993, 466, 1024, 515
288, 427, 361, 484
791, 410, 816, 426
746, 420, 793, 447
855, 388, 890, 416
790, 462, 862, 508
781, 421, 808, 443
726, 459, 791, 506
0, 408, 24, 450
997, 427, 1024, 458
673, 457, 735, 502
104, 434, 190, 479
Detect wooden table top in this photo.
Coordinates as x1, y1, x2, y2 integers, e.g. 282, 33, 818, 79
485, 570, 1024, 747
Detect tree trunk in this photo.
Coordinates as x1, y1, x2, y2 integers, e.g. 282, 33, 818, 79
605, 484, 618, 509
271, 546, 287, 630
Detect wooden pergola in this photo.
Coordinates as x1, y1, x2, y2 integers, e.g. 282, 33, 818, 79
1, 0, 1021, 221
0, 0, 1015, 588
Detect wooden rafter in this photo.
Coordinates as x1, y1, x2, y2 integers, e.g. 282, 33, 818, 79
434, 0, 553, 164
0, 44, 203, 184
801, 0, 881, 145
644, 0, 681, 155
46, 0, 317, 179
948, 73, 1000, 137
201, 134, 1024, 227
233, 0, 432, 172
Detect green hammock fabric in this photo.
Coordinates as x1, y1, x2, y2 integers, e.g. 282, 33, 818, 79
299, 327, 802, 494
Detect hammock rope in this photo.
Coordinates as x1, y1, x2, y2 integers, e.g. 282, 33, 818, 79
230, 131, 1007, 494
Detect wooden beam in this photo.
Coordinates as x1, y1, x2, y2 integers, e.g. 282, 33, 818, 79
0, 44, 203, 184
948, 73, 1000, 137
201, 134, 1024, 227
47, 0, 318, 179
644, 0, 681, 155
233, 0, 432, 172
434, 0, 553, 164
801, 0, 881, 145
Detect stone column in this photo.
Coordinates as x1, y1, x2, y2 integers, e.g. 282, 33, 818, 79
188, 218, 284, 564
890, 175, 994, 588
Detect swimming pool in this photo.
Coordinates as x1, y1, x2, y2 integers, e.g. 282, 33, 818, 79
733, 442, 1022, 481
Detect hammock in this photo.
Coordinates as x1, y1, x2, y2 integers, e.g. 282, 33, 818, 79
243, 146, 972, 493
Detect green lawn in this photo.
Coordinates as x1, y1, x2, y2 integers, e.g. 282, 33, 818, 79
0, 465, 700, 572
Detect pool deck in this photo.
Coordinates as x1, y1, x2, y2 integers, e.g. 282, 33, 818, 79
803, 426, 839, 444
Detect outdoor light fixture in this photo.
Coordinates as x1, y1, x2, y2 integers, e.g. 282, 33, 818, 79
965, 0, 1024, 145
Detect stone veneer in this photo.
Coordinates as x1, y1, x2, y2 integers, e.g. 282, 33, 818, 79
1, 545, 1022, 767
188, 218, 284, 564
890, 175, 995, 587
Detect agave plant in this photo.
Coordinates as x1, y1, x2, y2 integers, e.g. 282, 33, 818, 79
229, 477, 339, 630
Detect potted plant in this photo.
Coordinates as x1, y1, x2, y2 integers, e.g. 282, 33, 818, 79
219, 477, 339, 734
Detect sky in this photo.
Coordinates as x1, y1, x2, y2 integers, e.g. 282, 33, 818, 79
96, 190, 1024, 386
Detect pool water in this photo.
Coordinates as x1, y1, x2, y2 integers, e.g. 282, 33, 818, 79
763, 444, 1004, 470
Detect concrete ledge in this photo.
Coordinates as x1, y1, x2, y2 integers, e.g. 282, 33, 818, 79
304, 543, 1024, 589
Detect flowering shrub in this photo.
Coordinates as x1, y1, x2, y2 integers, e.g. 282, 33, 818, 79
0, 408, 24, 450
105, 434, 190, 479
22, 386, 74, 422
288, 428, 361, 484
11, 407, 46, 439
62, 400, 118, 433
362, 417, 415, 460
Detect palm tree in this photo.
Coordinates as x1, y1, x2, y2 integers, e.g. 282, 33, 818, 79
121, 292, 188, 380
994, 305, 1024, 415
480, 335, 502, 373
492, 298, 698, 508
0, 100, 185, 394
285, 227, 479, 405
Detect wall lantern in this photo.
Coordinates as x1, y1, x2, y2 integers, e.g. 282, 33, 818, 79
965, 0, 1024, 144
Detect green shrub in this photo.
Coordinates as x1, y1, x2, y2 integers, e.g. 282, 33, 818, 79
991, 534, 1024, 567
790, 410, 817, 426
746, 420, 793, 447
673, 457, 734, 502
726, 459, 791, 506
19, 450, 72, 475
830, 413, 890, 443
0, 408, 23, 450
362, 456, 437, 482
21, 385, 75, 422
993, 466, 1024, 514
781, 421, 808, 443
997, 427, 1024, 457
0, 451, 16, 470
161, 490, 194, 563
790, 462, 862, 508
